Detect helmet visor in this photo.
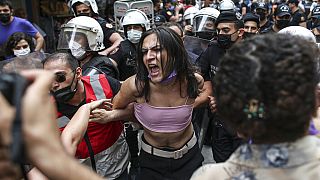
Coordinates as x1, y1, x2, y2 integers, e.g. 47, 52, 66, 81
57, 25, 93, 51
193, 15, 216, 32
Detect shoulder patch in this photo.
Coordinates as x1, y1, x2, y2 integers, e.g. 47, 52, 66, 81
106, 23, 113, 28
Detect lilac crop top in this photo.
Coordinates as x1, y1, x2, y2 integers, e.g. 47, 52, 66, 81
133, 101, 193, 133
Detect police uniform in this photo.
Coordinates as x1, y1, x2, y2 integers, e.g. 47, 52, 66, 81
196, 42, 243, 163
290, 9, 306, 26
108, 39, 137, 81
95, 17, 117, 49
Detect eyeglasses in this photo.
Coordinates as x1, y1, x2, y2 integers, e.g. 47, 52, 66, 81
55, 70, 75, 83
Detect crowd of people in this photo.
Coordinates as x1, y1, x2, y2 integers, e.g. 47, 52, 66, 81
1, 0, 320, 179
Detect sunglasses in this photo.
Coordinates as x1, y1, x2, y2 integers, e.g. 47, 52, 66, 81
55, 70, 75, 83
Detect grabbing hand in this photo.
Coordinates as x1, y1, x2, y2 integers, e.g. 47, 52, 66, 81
208, 96, 217, 113
90, 108, 114, 124
87, 99, 113, 111
184, 25, 193, 32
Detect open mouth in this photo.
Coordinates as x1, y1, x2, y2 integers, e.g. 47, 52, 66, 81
148, 64, 160, 77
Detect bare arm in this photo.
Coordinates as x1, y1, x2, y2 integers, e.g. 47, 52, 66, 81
34, 32, 44, 52
113, 75, 137, 109
194, 80, 213, 108
21, 70, 102, 180
90, 103, 135, 124
61, 99, 110, 155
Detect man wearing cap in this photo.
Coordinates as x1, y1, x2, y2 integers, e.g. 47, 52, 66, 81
307, 5, 320, 29
242, 13, 260, 39
308, 6, 320, 42
154, 14, 167, 27
195, 11, 244, 163
261, 3, 292, 33
288, 0, 307, 27
253, 2, 273, 33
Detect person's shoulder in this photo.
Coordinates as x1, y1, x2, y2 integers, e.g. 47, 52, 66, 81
13, 16, 31, 24
261, 26, 274, 34
190, 163, 229, 180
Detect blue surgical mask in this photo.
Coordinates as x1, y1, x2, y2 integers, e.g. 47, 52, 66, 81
127, 29, 142, 44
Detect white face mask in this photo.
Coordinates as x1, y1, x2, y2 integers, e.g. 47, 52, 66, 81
127, 29, 142, 44
13, 47, 31, 57
69, 41, 86, 60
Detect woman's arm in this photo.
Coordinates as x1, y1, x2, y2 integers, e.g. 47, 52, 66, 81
90, 103, 135, 124
113, 75, 138, 109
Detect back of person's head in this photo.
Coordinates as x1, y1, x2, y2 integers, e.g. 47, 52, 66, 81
5, 32, 34, 56
161, 22, 184, 37
0, 0, 13, 9
214, 34, 318, 143
43, 52, 79, 71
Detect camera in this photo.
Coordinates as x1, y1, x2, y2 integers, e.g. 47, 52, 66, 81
0, 73, 28, 164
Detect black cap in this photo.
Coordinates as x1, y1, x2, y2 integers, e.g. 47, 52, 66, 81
312, 6, 320, 19
242, 13, 260, 27
154, 14, 166, 26
274, 4, 291, 17
288, 0, 299, 4
255, 2, 268, 10
216, 11, 239, 25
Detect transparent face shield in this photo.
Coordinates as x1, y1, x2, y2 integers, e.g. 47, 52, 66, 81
193, 15, 216, 32
57, 25, 93, 51
184, 14, 196, 26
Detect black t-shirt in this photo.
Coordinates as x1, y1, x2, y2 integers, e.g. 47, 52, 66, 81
260, 24, 276, 34
290, 9, 306, 26
108, 39, 137, 81
56, 75, 121, 119
259, 20, 274, 33
95, 16, 116, 49
195, 42, 226, 82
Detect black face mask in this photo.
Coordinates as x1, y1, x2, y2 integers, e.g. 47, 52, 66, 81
0, 13, 11, 24
276, 19, 290, 30
196, 32, 215, 40
256, 12, 266, 21
52, 72, 78, 103
243, 32, 256, 39
316, 35, 320, 43
217, 31, 238, 49
77, 12, 90, 17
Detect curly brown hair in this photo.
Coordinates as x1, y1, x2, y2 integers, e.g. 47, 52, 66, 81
214, 34, 319, 143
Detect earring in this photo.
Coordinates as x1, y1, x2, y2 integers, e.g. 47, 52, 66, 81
243, 99, 264, 120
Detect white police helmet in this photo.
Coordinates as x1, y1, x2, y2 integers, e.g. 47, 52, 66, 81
183, 6, 200, 25
278, 26, 316, 43
219, 0, 236, 12
57, 16, 105, 52
69, 0, 99, 16
193, 7, 220, 33
120, 9, 150, 36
